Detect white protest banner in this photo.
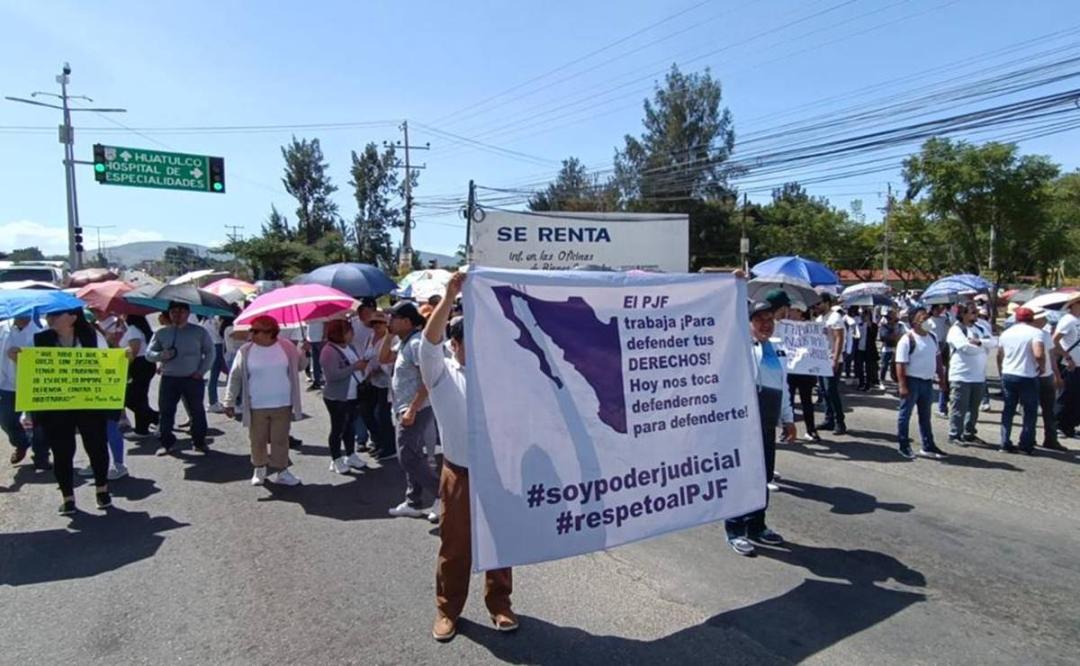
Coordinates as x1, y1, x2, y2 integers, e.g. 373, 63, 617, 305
464, 267, 764, 571
774, 320, 834, 377
469, 209, 689, 272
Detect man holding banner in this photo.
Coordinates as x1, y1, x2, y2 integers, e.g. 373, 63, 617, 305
421, 271, 516, 643
463, 268, 766, 574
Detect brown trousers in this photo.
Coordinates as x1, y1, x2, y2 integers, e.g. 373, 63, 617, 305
436, 459, 512, 621
248, 406, 292, 470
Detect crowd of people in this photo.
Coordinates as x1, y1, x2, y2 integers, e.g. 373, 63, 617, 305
2, 270, 1078, 641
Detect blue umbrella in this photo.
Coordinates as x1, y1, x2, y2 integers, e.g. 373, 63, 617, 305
0, 289, 85, 320
921, 274, 992, 300
751, 255, 840, 286
295, 263, 396, 298
122, 283, 234, 317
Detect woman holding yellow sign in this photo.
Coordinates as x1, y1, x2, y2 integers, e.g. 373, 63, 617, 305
31, 308, 113, 515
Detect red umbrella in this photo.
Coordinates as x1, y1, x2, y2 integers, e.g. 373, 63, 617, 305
75, 280, 153, 317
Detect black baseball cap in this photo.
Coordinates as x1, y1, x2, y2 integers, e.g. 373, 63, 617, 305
448, 316, 464, 341
749, 300, 774, 319
389, 300, 425, 326
358, 297, 377, 310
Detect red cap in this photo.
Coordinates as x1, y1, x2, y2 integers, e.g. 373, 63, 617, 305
1014, 307, 1034, 323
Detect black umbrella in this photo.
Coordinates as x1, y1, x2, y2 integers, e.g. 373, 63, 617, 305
123, 283, 234, 317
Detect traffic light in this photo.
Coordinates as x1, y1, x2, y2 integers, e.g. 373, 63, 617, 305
93, 144, 106, 183
209, 156, 225, 193
74, 226, 84, 253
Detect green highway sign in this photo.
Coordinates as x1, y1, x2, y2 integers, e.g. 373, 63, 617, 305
92, 144, 225, 193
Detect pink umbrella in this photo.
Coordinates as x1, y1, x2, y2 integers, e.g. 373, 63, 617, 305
235, 284, 359, 327
203, 278, 257, 304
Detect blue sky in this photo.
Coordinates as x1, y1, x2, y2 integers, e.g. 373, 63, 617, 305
2, 0, 1078, 260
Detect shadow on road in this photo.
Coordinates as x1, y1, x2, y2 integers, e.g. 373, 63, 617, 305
179, 450, 255, 485
790, 431, 1022, 472
0, 510, 187, 586
780, 478, 913, 515
0, 465, 56, 494
463, 542, 926, 664
256, 460, 407, 521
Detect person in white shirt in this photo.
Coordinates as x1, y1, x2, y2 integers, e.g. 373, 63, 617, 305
1052, 295, 1080, 439
318, 319, 369, 475
420, 272, 517, 642
349, 297, 379, 451
202, 315, 228, 411
842, 309, 857, 379
224, 315, 304, 486
927, 304, 952, 417
357, 311, 395, 459
1031, 308, 1066, 451
0, 316, 48, 468
895, 305, 948, 459
816, 295, 847, 435
996, 307, 1045, 454
975, 306, 994, 411
946, 303, 989, 445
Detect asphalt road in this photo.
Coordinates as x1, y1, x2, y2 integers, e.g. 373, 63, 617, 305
1, 378, 1078, 665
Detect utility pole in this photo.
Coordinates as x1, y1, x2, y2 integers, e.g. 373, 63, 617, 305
5, 63, 125, 270
84, 224, 115, 264
739, 193, 750, 272
386, 120, 429, 273
464, 179, 476, 265
224, 224, 244, 276
882, 183, 894, 285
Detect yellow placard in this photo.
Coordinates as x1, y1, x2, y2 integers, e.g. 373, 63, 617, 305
15, 348, 129, 412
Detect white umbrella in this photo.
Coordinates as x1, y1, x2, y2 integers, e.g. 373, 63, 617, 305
1024, 291, 1080, 311
398, 269, 453, 301
841, 282, 891, 299
169, 269, 229, 286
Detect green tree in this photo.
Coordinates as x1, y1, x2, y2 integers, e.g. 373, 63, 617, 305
163, 245, 209, 275
751, 183, 872, 271
262, 204, 292, 241
903, 138, 1061, 281
528, 157, 617, 211
8, 246, 45, 262
1047, 170, 1080, 281
613, 65, 735, 205
349, 142, 400, 268
281, 136, 340, 245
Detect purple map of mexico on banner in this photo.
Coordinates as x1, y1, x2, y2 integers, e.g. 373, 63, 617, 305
465, 268, 765, 571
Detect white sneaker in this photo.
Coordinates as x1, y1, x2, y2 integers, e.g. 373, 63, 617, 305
766, 481, 780, 492
77, 466, 94, 478
330, 457, 351, 474
273, 469, 301, 486
427, 499, 440, 524
877, 383, 887, 390
107, 464, 128, 481
251, 466, 267, 486
345, 452, 367, 470
388, 501, 425, 518
208, 402, 225, 414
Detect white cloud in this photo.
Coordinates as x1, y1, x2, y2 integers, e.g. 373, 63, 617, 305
0, 220, 68, 255
0, 220, 164, 256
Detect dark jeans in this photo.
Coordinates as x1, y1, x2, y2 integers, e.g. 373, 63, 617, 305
1, 389, 48, 461
864, 354, 879, 390
358, 385, 394, 456
843, 352, 853, 378
787, 374, 817, 435
820, 372, 845, 429
310, 341, 324, 386
897, 377, 935, 451
324, 397, 359, 459
39, 410, 108, 497
1038, 376, 1058, 447
1001, 374, 1039, 451
159, 376, 208, 449
207, 343, 227, 405
396, 406, 439, 508
1056, 366, 1080, 436
125, 356, 158, 434
727, 387, 781, 539
937, 346, 951, 413
879, 349, 896, 383
853, 349, 866, 389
